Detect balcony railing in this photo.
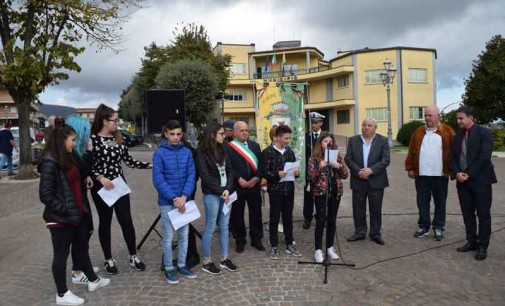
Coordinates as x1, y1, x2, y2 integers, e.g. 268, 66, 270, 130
253, 65, 349, 79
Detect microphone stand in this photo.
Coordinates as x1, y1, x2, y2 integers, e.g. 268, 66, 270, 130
298, 144, 355, 284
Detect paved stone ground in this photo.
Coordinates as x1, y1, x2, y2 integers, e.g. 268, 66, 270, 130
0, 148, 504, 305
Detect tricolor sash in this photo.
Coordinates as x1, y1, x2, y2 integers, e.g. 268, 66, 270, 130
228, 140, 259, 173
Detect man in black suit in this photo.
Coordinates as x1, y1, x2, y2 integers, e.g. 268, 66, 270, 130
345, 118, 390, 245
303, 111, 325, 229
226, 121, 265, 253
451, 106, 497, 260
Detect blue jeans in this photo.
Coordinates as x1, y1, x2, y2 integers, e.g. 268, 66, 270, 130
160, 205, 189, 271
0, 153, 13, 173
202, 194, 231, 260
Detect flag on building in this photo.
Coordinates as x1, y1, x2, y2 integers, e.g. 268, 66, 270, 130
282, 52, 286, 65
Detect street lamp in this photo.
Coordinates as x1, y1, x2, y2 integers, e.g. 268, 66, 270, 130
3, 105, 8, 125
380, 58, 397, 148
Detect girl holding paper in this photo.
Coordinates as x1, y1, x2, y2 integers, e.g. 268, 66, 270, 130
39, 119, 110, 306
90, 104, 152, 275
307, 132, 349, 263
153, 120, 197, 284
195, 122, 237, 275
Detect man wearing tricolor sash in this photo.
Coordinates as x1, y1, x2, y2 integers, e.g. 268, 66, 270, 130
226, 121, 265, 253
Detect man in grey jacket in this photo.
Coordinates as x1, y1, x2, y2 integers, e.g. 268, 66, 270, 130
345, 118, 390, 245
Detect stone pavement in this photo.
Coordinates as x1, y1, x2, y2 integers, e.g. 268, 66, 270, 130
0, 149, 504, 305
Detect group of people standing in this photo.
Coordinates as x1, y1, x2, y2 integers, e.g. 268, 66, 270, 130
38, 102, 496, 305
303, 105, 496, 263
39, 104, 152, 305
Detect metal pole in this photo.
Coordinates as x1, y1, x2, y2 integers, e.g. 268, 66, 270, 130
386, 82, 393, 148
221, 91, 224, 123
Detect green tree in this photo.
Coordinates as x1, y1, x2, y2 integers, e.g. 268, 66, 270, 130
155, 59, 219, 126
123, 23, 231, 127
462, 35, 505, 123
0, 0, 141, 178
118, 74, 144, 131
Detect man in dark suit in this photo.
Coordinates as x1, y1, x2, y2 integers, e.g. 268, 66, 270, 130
226, 121, 265, 253
345, 118, 390, 245
303, 111, 325, 229
451, 106, 497, 260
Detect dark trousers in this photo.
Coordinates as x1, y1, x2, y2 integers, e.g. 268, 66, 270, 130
269, 193, 295, 247
415, 176, 448, 230
303, 186, 314, 220
352, 188, 384, 238
91, 189, 137, 259
230, 187, 263, 244
71, 213, 93, 270
314, 193, 341, 250
457, 183, 493, 248
50, 223, 97, 295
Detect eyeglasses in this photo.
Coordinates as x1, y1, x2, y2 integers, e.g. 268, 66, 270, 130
216, 132, 225, 136
107, 118, 119, 123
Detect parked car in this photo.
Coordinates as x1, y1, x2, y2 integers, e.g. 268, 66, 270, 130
2, 127, 40, 170
118, 129, 134, 147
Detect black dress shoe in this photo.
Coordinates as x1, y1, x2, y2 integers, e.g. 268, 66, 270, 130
251, 241, 266, 251
456, 242, 477, 252
371, 236, 385, 245
235, 243, 245, 253
302, 218, 312, 229
346, 234, 366, 242
475, 247, 487, 260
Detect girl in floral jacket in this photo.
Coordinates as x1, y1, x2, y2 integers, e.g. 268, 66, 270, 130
307, 132, 349, 263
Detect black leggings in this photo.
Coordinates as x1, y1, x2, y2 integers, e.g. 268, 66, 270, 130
71, 213, 93, 270
91, 189, 137, 259
314, 193, 341, 250
50, 223, 98, 295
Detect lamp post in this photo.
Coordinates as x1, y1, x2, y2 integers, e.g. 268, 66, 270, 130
380, 58, 397, 148
3, 105, 8, 125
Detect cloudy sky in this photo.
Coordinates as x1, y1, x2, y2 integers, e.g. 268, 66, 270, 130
39, 0, 504, 112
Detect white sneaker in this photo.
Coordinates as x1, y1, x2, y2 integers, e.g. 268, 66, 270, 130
278, 223, 284, 233
71, 266, 99, 285
56, 290, 84, 305
314, 249, 324, 263
71, 272, 89, 285
327, 246, 340, 260
88, 277, 110, 292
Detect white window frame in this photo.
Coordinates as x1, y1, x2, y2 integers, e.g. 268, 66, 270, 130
365, 69, 383, 84
366, 108, 388, 122
230, 63, 247, 75
282, 64, 299, 75
224, 91, 248, 102
336, 75, 349, 89
409, 106, 426, 120
408, 68, 427, 83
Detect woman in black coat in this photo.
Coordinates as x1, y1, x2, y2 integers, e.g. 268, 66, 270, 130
39, 119, 109, 305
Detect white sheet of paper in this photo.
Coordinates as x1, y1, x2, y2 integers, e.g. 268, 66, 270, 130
222, 191, 238, 215
168, 200, 201, 230
97, 176, 131, 207
325, 149, 339, 163
280, 160, 301, 182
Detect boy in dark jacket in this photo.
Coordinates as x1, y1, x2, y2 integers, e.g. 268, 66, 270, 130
153, 120, 197, 285
262, 125, 301, 260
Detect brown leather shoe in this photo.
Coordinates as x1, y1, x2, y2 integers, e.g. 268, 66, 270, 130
456, 242, 477, 252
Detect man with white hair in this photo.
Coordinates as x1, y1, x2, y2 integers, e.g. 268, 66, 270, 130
405, 105, 455, 241
345, 118, 390, 245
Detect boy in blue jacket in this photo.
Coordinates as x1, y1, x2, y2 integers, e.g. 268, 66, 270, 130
153, 120, 197, 284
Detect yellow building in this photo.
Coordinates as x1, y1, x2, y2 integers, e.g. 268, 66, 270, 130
213, 41, 437, 140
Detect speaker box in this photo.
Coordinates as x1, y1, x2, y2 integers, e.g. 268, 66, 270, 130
146, 89, 186, 134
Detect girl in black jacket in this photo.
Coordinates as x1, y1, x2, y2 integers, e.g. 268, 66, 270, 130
195, 122, 237, 275
39, 120, 109, 306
